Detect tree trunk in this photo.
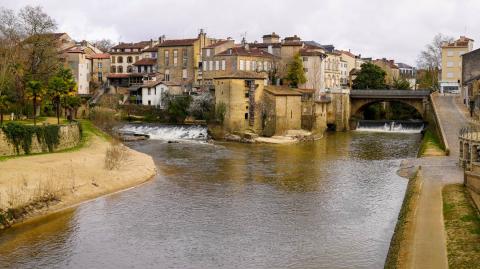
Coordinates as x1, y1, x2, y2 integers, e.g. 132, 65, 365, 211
33, 94, 37, 126
0, 109, 3, 126
56, 96, 60, 124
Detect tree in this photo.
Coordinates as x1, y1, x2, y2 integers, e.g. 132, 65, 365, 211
417, 33, 454, 90
392, 77, 411, 90
164, 93, 192, 123
25, 80, 44, 125
188, 92, 214, 121
64, 95, 81, 120
48, 67, 76, 124
91, 39, 114, 53
0, 93, 10, 126
352, 62, 386, 89
285, 53, 306, 87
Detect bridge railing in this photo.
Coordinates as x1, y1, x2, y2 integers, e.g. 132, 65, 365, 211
350, 89, 432, 97
459, 126, 480, 141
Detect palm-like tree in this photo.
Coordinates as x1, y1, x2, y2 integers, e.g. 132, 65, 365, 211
25, 80, 43, 126
48, 67, 77, 124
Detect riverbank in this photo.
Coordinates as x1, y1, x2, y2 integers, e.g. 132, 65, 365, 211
0, 121, 156, 229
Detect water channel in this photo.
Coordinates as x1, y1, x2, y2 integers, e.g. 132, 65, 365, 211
0, 128, 422, 269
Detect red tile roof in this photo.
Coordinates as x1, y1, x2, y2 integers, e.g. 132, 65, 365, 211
89, 53, 111, 59
300, 49, 325, 57
133, 58, 157, 66
142, 45, 159, 52
112, 41, 151, 50
216, 47, 277, 58
159, 38, 197, 47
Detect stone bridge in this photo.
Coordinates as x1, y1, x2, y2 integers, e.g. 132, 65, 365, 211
350, 89, 432, 119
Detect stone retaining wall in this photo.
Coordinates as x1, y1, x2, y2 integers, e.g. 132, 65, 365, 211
0, 123, 81, 156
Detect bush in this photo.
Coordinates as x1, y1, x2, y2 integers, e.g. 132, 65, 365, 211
188, 92, 214, 121
164, 93, 192, 123
89, 107, 118, 132
215, 102, 227, 124
104, 140, 126, 170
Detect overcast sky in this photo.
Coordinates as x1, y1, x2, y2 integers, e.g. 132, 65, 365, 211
1, 0, 479, 65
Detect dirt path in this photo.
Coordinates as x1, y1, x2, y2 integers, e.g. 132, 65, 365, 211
404, 95, 467, 268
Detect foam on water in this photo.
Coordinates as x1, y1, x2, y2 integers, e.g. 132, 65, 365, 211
119, 124, 208, 141
356, 121, 424, 134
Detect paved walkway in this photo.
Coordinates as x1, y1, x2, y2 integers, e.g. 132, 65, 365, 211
405, 95, 468, 269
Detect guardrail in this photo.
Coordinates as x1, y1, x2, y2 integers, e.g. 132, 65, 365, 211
459, 126, 480, 141
430, 94, 450, 155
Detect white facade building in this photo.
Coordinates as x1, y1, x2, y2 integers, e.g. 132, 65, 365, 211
141, 82, 169, 108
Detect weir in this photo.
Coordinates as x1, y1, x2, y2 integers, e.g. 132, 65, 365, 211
119, 124, 208, 141
356, 120, 425, 133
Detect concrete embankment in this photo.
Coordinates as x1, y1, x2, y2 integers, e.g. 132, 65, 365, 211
0, 125, 156, 229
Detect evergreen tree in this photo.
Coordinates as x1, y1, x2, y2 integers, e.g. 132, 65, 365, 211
285, 53, 307, 87
352, 62, 386, 89
48, 67, 76, 124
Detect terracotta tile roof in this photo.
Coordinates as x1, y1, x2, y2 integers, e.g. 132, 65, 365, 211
107, 73, 130, 79
248, 42, 282, 49
89, 53, 111, 59
159, 38, 197, 47
265, 86, 302, 96
133, 58, 157, 66
337, 50, 357, 58
300, 49, 325, 57
112, 41, 151, 50
216, 47, 277, 58
142, 45, 159, 52
214, 71, 267, 80
205, 40, 231, 48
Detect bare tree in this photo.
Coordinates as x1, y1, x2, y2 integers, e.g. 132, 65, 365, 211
91, 39, 115, 53
417, 33, 454, 70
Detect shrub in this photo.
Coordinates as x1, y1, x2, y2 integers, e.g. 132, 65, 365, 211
104, 139, 127, 170
215, 102, 227, 124
164, 93, 192, 123
90, 107, 118, 132
188, 92, 214, 121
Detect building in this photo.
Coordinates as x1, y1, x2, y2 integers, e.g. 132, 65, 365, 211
203, 45, 277, 87
372, 58, 400, 86
157, 30, 219, 92
440, 36, 474, 93
263, 86, 302, 136
109, 40, 158, 74
396, 62, 417, 89
213, 71, 267, 134
299, 49, 326, 91
462, 48, 480, 105
89, 53, 111, 85
324, 52, 342, 89
139, 81, 169, 107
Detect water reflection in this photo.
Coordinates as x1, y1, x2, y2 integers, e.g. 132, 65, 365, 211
0, 132, 421, 269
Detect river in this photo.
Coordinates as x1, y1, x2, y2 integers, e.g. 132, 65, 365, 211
0, 131, 421, 269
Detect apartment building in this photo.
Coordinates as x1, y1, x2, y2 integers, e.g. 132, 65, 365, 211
299, 49, 326, 91
109, 41, 157, 74
440, 36, 474, 93
324, 52, 342, 89
89, 53, 111, 84
372, 58, 400, 86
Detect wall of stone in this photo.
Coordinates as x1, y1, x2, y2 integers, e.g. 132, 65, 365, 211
465, 171, 480, 211
462, 48, 480, 84
0, 123, 81, 157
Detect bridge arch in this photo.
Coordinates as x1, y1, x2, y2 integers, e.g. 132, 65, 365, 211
351, 99, 425, 120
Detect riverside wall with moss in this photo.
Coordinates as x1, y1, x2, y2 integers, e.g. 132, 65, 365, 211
0, 123, 81, 157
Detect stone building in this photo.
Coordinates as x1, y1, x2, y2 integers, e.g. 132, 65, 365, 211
324, 52, 342, 90
299, 49, 326, 92
461, 47, 480, 105
213, 71, 267, 134
157, 30, 219, 92
110, 40, 157, 74
372, 58, 400, 86
440, 36, 474, 94
89, 53, 111, 85
263, 86, 302, 136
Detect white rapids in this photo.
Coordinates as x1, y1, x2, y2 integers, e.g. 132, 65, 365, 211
119, 124, 208, 141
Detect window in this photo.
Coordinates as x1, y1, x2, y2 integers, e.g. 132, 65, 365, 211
303, 57, 308, 62
209, 61, 213, 71
111, 56, 115, 64
447, 72, 454, 78
203, 61, 207, 71
148, 88, 151, 95
148, 100, 151, 106
206, 49, 211, 57
240, 60, 245, 70
244, 113, 248, 120
118, 66, 123, 73
215, 61, 219, 71
164, 50, 169, 66
221, 60, 226, 71
182, 49, 188, 67
117, 56, 123, 63
165, 70, 170, 81
173, 50, 178, 66
154, 88, 157, 95
98, 72, 102, 81
127, 56, 133, 63
127, 66, 133, 73
447, 61, 454, 67
259, 62, 263, 71
182, 69, 187, 79
252, 61, 256, 71
246, 60, 251, 71
111, 66, 116, 73
264, 61, 268, 71
98, 62, 102, 69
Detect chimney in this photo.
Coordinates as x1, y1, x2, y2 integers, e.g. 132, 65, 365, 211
241, 37, 247, 45
159, 35, 166, 44
228, 48, 232, 55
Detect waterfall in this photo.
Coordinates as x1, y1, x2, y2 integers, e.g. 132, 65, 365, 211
118, 124, 208, 141
356, 120, 424, 133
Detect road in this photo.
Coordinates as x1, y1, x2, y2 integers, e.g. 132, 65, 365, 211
405, 95, 467, 269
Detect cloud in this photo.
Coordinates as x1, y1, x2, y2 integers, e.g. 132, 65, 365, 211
1, 0, 479, 65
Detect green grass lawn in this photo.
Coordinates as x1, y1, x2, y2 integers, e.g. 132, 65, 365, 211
418, 129, 445, 157
443, 184, 480, 269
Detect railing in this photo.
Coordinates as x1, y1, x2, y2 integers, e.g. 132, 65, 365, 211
459, 126, 480, 141
350, 89, 431, 98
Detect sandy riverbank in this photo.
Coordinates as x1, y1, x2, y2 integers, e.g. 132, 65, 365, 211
0, 132, 156, 229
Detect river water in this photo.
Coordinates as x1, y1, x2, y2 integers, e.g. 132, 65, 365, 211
0, 131, 421, 269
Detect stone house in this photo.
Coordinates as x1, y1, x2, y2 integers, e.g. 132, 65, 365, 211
89, 53, 111, 85
263, 86, 302, 136
157, 30, 219, 92
299, 49, 326, 92
372, 58, 400, 87
213, 71, 267, 134
324, 52, 342, 90
109, 40, 157, 74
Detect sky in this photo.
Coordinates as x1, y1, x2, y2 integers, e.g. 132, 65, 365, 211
1, 0, 479, 66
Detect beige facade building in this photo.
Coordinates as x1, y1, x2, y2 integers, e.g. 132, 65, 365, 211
299, 50, 326, 92
440, 36, 474, 93
110, 40, 157, 74
89, 53, 111, 84
372, 58, 400, 87
263, 86, 302, 136
324, 52, 342, 89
